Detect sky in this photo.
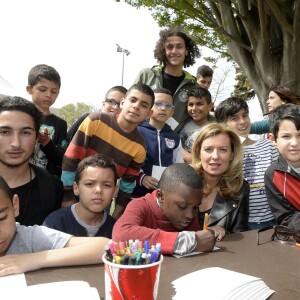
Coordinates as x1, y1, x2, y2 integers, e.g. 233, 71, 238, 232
0, 0, 262, 118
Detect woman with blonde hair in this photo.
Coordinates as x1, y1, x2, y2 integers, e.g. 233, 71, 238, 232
191, 123, 249, 241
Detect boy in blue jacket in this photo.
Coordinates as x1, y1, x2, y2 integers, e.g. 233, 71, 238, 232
133, 88, 183, 197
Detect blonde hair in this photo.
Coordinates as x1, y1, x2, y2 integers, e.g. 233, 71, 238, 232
191, 123, 244, 199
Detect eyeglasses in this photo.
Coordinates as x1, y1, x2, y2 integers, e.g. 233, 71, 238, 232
257, 225, 300, 245
105, 98, 120, 108
154, 101, 175, 110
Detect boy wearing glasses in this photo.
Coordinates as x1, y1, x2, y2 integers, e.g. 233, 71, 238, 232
265, 104, 300, 232
132, 88, 183, 197
67, 86, 127, 142
178, 87, 214, 164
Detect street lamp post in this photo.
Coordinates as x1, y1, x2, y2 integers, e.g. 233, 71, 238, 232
116, 44, 130, 86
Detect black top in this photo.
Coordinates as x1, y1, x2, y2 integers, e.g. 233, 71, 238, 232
162, 71, 185, 95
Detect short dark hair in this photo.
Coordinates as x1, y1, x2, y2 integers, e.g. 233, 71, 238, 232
105, 86, 128, 99
270, 103, 300, 141
28, 64, 61, 88
158, 163, 202, 192
126, 83, 155, 107
75, 154, 118, 185
0, 96, 42, 136
154, 87, 172, 96
215, 97, 249, 123
0, 176, 13, 202
197, 65, 214, 78
188, 87, 212, 104
154, 27, 200, 68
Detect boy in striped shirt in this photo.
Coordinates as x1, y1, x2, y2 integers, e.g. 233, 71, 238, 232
61, 83, 154, 219
215, 97, 278, 229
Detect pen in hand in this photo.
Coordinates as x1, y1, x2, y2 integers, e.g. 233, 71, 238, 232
203, 212, 209, 230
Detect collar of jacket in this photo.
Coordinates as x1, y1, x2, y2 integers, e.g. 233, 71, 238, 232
274, 155, 300, 179
151, 65, 196, 82
208, 193, 240, 226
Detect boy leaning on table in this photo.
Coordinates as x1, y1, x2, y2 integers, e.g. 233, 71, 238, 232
0, 175, 109, 277
264, 104, 300, 231
113, 163, 216, 255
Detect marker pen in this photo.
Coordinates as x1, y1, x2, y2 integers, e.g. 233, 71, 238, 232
105, 245, 113, 262
143, 240, 149, 254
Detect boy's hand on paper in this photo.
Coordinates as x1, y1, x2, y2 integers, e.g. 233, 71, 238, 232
195, 229, 216, 252
207, 226, 226, 241
0, 253, 41, 276
142, 176, 158, 190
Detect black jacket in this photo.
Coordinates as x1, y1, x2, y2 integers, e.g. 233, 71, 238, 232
203, 180, 250, 233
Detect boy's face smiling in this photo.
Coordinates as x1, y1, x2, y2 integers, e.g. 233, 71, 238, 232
73, 166, 116, 220
165, 36, 187, 68
226, 108, 251, 139
276, 120, 300, 168
158, 183, 201, 230
187, 96, 212, 126
26, 78, 60, 114
118, 89, 152, 131
0, 192, 19, 257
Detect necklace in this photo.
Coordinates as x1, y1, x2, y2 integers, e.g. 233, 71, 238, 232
19, 167, 32, 223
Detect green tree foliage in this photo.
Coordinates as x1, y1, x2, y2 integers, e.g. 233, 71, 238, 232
60, 102, 93, 128
118, 0, 300, 113
232, 65, 255, 101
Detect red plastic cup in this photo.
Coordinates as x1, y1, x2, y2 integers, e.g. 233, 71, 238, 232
103, 254, 163, 300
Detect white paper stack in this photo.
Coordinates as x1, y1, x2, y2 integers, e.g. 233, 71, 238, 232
0, 274, 100, 300
172, 267, 274, 300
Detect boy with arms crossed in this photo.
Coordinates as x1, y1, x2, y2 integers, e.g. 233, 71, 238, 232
61, 83, 154, 219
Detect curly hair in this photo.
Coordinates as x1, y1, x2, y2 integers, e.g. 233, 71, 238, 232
154, 27, 200, 68
191, 123, 244, 200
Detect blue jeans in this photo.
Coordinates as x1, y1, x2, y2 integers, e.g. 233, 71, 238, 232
248, 219, 276, 230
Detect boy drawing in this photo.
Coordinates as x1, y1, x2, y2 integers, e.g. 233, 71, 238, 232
215, 97, 278, 229
178, 87, 213, 164
44, 154, 117, 238
0, 175, 109, 276
61, 83, 154, 219
133, 88, 183, 197
26, 64, 68, 177
113, 163, 216, 255
265, 104, 300, 231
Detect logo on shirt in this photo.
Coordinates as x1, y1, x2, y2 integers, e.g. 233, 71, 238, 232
165, 138, 175, 149
178, 89, 188, 102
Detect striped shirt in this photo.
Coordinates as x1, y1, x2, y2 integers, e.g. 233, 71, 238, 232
61, 112, 146, 198
243, 139, 278, 222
